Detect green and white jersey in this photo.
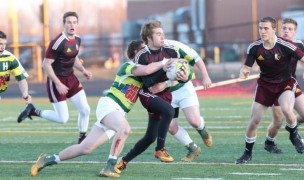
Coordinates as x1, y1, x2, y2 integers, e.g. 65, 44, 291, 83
164, 39, 199, 91
106, 61, 143, 113
0, 50, 28, 93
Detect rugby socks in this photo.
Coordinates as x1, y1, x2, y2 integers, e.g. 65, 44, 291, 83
30, 108, 41, 116
265, 135, 276, 145
245, 136, 256, 154
53, 154, 61, 163
173, 126, 193, 146
108, 155, 117, 160
196, 116, 205, 130
285, 123, 298, 138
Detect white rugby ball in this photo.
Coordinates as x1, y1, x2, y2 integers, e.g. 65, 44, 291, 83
166, 59, 189, 81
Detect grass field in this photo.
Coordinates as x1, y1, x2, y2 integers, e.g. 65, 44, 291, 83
1, 95, 304, 180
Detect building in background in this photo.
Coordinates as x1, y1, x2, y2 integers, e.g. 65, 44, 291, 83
1, 0, 304, 81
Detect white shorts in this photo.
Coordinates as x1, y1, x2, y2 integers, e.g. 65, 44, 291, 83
95, 96, 126, 131
171, 81, 199, 109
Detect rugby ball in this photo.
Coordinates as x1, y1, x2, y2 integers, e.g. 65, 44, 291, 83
166, 59, 189, 81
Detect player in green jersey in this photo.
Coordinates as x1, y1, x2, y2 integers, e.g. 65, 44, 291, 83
0, 30, 31, 104
30, 40, 173, 178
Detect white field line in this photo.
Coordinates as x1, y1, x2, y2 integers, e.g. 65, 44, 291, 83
1, 160, 304, 167
171, 178, 223, 180
229, 172, 281, 176
280, 168, 304, 171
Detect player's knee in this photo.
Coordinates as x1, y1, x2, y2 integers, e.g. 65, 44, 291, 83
58, 115, 69, 124
121, 125, 131, 137
169, 125, 178, 134
273, 120, 283, 129
80, 105, 90, 117
163, 107, 174, 120
187, 117, 201, 128
249, 119, 261, 129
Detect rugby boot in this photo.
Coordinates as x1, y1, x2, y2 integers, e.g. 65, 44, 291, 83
181, 142, 201, 162
286, 126, 304, 153
100, 159, 120, 178
235, 151, 252, 164
31, 154, 57, 176
114, 159, 127, 174
197, 127, 213, 147
17, 103, 35, 123
264, 141, 283, 154
154, 148, 174, 162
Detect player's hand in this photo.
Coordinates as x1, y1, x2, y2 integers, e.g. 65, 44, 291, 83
56, 82, 69, 95
23, 95, 32, 104
176, 67, 188, 82
239, 71, 249, 79
302, 72, 304, 82
83, 70, 93, 80
239, 66, 250, 79
201, 76, 212, 90
162, 58, 174, 72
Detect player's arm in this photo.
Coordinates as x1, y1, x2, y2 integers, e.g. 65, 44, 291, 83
136, 55, 168, 88
149, 60, 189, 94
10, 56, 31, 103
42, 58, 68, 95
298, 56, 304, 81
17, 79, 31, 104
74, 56, 92, 80
240, 46, 256, 79
141, 69, 166, 88
132, 58, 172, 76
195, 59, 212, 89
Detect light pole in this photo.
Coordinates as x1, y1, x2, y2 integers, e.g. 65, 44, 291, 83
42, 0, 50, 51
8, 0, 19, 57
252, 0, 258, 41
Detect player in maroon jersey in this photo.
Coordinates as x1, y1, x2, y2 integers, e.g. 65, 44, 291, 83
115, 20, 188, 174
236, 17, 304, 164
18, 12, 92, 144
264, 18, 304, 154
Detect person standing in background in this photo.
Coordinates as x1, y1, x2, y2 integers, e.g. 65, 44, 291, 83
18, 11, 92, 144
236, 17, 304, 164
264, 18, 304, 154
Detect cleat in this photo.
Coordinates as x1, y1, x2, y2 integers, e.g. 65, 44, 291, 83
154, 148, 174, 162
100, 159, 120, 178
78, 133, 87, 144
17, 103, 35, 123
31, 154, 57, 176
181, 145, 201, 162
235, 152, 252, 164
264, 143, 283, 154
100, 168, 120, 178
198, 127, 213, 147
286, 126, 304, 153
114, 159, 127, 174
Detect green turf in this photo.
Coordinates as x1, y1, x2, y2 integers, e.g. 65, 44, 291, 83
1, 96, 304, 180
